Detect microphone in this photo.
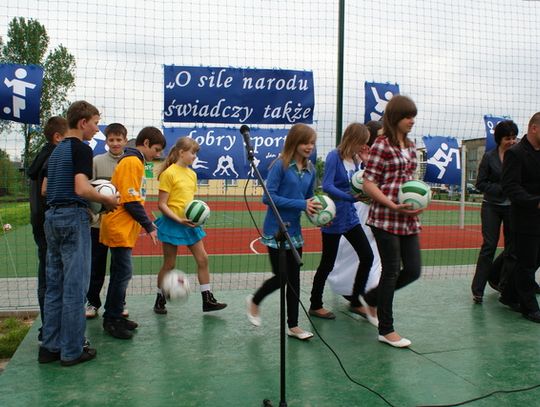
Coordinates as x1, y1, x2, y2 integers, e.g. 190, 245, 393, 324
239, 124, 254, 157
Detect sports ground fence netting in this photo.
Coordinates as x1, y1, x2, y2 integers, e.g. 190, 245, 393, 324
1, 0, 540, 311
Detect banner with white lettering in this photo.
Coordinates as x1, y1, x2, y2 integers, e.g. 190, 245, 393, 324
163, 126, 316, 180
423, 135, 461, 186
163, 66, 314, 125
483, 115, 508, 152
0, 64, 44, 124
364, 81, 399, 123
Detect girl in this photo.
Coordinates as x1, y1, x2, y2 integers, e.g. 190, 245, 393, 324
362, 95, 423, 348
471, 120, 517, 304
309, 123, 376, 324
153, 137, 227, 314
246, 123, 320, 340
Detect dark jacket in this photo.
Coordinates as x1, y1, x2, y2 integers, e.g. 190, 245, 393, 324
27, 143, 56, 226
501, 137, 540, 235
475, 148, 508, 205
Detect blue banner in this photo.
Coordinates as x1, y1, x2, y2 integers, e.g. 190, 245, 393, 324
423, 135, 461, 186
163, 126, 316, 180
364, 81, 399, 123
163, 66, 314, 125
0, 64, 44, 124
483, 115, 508, 152
89, 125, 108, 154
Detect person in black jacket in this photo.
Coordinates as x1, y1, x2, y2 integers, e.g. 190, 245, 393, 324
27, 116, 67, 340
471, 120, 517, 304
501, 112, 540, 322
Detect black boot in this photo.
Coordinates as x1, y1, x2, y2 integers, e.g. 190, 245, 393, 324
201, 291, 227, 312
154, 292, 167, 314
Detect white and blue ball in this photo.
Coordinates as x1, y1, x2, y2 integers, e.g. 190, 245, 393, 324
185, 199, 211, 226
398, 180, 432, 210
308, 195, 337, 227
89, 180, 117, 214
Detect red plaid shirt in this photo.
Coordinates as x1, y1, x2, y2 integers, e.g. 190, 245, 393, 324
363, 135, 421, 235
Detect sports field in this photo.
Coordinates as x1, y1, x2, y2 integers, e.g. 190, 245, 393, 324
0, 199, 495, 279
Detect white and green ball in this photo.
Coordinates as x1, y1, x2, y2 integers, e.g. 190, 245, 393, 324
350, 169, 365, 194
398, 180, 432, 210
89, 180, 117, 214
185, 199, 211, 226
308, 195, 337, 227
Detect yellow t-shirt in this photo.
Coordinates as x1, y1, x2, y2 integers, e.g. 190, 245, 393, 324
100, 155, 147, 248
159, 164, 197, 218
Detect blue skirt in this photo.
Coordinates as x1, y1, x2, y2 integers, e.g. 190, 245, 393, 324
155, 216, 206, 246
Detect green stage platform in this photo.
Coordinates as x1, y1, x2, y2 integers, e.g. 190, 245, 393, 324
1, 278, 540, 406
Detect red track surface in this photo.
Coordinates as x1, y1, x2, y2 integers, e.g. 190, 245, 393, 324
135, 200, 491, 255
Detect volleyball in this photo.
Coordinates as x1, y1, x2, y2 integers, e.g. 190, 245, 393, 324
398, 180, 432, 210
89, 180, 117, 214
162, 269, 191, 301
307, 195, 336, 227
185, 199, 211, 226
350, 169, 365, 194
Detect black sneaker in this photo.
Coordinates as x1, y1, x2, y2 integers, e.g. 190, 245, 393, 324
202, 291, 227, 312
154, 292, 167, 315
38, 347, 60, 364
60, 348, 97, 367
121, 318, 138, 331
103, 318, 133, 339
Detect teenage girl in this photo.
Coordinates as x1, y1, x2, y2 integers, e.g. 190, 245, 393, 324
362, 95, 423, 348
154, 137, 227, 314
246, 123, 320, 340
309, 123, 376, 323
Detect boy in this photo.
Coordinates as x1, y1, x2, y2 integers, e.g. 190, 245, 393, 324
38, 101, 118, 366
86, 123, 128, 319
100, 126, 165, 339
28, 116, 68, 341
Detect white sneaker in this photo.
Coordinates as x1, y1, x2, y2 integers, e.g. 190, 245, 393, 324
246, 295, 261, 327
85, 305, 98, 319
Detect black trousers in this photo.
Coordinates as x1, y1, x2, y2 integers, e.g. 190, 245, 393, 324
364, 227, 421, 336
86, 227, 109, 308
31, 219, 47, 330
310, 225, 374, 309
253, 246, 303, 329
513, 233, 540, 314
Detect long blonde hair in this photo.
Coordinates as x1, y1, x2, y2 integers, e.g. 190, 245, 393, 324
337, 123, 369, 160
158, 137, 200, 179
272, 123, 316, 169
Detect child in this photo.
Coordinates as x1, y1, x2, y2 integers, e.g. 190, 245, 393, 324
85, 123, 128, 319
309, 123, 375, 323
154, 137, 227, 314
28, 116, 67, 341
362, 95, 423, 348
246, 123, 320, 340
38, 101, 118, 366
100, 126, 165, 339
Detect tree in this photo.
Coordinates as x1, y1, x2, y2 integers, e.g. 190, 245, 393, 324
0, 17, 76, 167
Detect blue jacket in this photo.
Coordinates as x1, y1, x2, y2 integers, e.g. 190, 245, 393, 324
321, 149, 360, 234
262, 159, 315, 243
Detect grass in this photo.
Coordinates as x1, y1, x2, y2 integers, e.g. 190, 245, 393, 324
0, 202, 30, 229
0, 317, 32, 359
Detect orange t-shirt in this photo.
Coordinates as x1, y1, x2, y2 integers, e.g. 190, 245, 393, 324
100, 155, 147, 248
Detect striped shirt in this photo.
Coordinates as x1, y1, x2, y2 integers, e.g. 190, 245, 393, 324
363, 135, 421, 235
46, 137, 93, 207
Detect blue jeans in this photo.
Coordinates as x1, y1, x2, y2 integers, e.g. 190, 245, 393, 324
42, 207, 91, 361
103, 247, 132, 320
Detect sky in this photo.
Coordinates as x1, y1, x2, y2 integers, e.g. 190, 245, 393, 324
1, 0, 540, 159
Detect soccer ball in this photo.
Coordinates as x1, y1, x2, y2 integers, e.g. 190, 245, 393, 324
185, 199, 211, 226
2, 223, 12, 232
307, 195, 336, 227
350, 169, 365, 194
162, 269, 191, 301
89, 180, 117, 214
398, 180, 432, 210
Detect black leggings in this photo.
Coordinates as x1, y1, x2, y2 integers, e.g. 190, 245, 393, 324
253, 247, 303, 329
310, 225, 374, 309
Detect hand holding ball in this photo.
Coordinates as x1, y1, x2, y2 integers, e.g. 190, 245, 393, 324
185, 199, 211, 226
398, 180, 432, 210
89, 180, 117, 214
307, 195, 336, 227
